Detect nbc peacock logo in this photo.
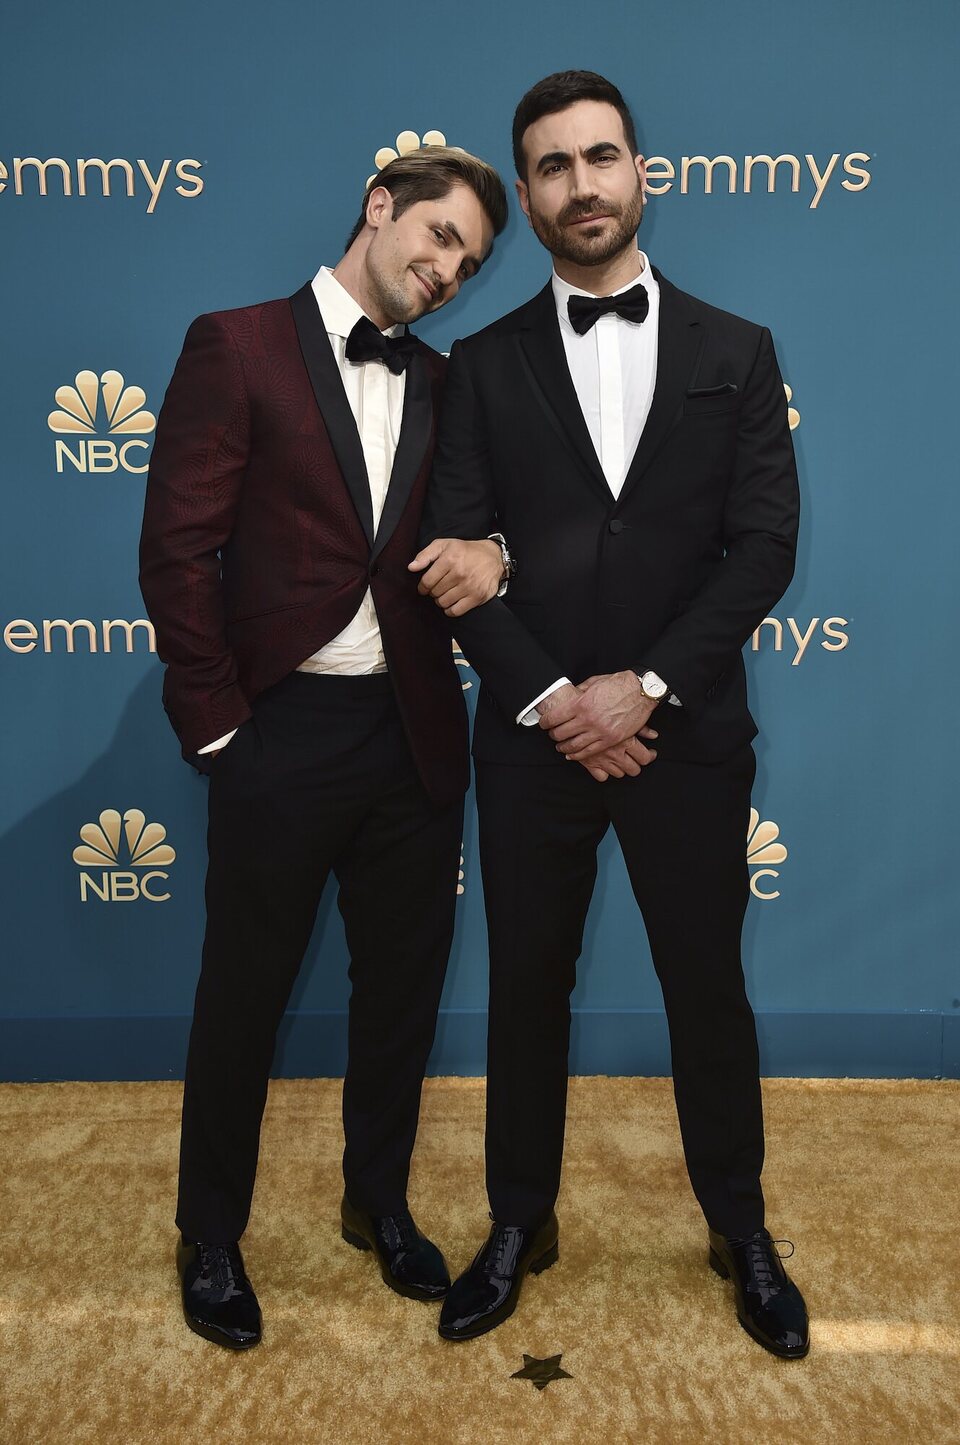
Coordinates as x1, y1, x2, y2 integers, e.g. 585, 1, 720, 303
747, 809, 788, 901
73, 808, 176, 902
48, 370, 156, 475
366, 129, 454, 188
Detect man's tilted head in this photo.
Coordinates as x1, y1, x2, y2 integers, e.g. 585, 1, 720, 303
339, 147, 508, 329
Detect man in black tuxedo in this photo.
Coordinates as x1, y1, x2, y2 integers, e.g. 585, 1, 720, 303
413, 72, 809, 1357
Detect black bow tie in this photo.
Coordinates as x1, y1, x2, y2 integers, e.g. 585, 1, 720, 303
345, 316, 420, 374
567, 282, 649, 336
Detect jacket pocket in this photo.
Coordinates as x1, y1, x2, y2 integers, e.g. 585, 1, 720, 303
686, 382, 738, 399
227, 599, 306, 624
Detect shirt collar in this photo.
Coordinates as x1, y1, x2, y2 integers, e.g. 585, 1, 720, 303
552, 249, 657, 328
311, 264, 404, 340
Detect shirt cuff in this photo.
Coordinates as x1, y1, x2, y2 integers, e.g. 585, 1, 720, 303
517, 677, 571, 726
198, 728, 237, 754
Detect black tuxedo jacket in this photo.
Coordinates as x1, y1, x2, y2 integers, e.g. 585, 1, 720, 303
422, 270, 800, 766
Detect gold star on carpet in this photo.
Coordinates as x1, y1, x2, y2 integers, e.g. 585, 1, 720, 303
510, 1353, 572, 1391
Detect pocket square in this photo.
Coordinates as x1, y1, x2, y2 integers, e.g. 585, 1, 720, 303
686, 382, 739, 398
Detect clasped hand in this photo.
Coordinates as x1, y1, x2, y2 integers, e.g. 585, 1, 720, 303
538, 674, 659, 782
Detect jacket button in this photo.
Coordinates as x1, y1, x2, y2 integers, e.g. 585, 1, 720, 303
370, 564, 380, 577
608, 519, 624, 534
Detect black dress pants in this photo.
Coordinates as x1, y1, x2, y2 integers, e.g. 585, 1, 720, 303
476, 744, 764, 1238
176, 673, 464, 1244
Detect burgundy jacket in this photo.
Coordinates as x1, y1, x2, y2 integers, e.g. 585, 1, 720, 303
139, 283, 469, 804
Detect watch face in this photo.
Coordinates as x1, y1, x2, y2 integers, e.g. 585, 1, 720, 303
642, 672, 667, 698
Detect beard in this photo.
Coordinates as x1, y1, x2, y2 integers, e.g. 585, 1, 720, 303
527, 182, 644, 268
365, 265, 424, 326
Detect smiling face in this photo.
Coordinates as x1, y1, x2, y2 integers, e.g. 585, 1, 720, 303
361, 181, 494, 326
516, 100, 646, 269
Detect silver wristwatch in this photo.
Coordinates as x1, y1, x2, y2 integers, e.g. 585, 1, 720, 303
488, 532, 516, 598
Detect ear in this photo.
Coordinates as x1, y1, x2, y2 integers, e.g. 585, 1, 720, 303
366, 185, 394, 231
635, 155, 647, 196
515, 178, 533, 230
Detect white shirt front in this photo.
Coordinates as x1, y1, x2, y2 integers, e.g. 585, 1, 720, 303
199, 265, 406, 753
551, 249, 660, 499
297, 264, 405, 676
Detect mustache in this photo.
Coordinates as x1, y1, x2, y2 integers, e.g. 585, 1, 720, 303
558, 199, 620, 226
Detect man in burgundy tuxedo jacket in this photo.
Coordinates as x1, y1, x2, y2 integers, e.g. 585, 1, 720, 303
139, 147, 508, 1350
414, 74, 810, 1360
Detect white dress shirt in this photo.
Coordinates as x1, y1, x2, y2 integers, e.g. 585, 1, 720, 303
519, 251, 677, 724
200, 265, 405, 753
297, 265, 404, 676
553, 248, 660, 498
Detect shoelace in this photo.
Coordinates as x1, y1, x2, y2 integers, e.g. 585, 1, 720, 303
736, 1235, 795, 1289
484, 1220, 521, 1277
382, 1212, 418, 1253
197, 1243, 241, 1293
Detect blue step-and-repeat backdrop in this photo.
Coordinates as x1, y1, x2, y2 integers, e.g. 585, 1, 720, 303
2, 0, 957, 1080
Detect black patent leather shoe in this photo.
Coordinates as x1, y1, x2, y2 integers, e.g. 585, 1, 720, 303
340, 1194, 450, 1301
176, 1238, 262, 1350
438, 1211, 559, 1342
708, 1227, 809, 1358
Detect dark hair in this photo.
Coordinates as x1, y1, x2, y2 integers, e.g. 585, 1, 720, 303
512, 71, 639, 180
345, 146, 508, 252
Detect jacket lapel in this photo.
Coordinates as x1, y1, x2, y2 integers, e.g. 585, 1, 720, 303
517, 284, 612, 506
289, 282, 375, 546
370, 350, 432, 562
616, 269, 704, 507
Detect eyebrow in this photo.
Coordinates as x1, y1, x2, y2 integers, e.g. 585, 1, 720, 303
535, 141, 623, 174
437, 219, 483, 275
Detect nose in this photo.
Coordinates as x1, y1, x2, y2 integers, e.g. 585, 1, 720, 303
434, 255, 460, 290
568, 159, 595, 199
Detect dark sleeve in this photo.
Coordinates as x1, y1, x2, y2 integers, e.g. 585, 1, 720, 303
139, 313, 253, 757
421, 339, 566, 718
640, 327, 800, 716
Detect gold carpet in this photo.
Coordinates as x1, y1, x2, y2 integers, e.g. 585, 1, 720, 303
2, 1077, 959, 1444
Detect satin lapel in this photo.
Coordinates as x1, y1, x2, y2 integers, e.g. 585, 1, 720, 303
518, 284, 612, 505
370, 351, 432, 562
617, 271, 704, 507
289, 282, 374, 546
